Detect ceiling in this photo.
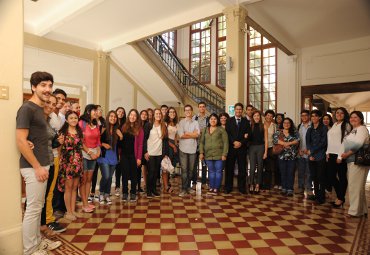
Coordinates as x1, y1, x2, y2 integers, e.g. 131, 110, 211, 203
24, 0, 370, 52
315, 91, 370, 111
244, 0, 370, 50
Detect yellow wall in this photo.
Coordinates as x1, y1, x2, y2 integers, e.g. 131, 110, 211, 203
0, 1, 24, 254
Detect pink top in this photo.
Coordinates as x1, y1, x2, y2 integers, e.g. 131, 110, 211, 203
79, 120, 101, 148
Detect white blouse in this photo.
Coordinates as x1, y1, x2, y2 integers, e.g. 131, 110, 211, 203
326, 122, 350, 159
167, 124, 178, 140
147, 125, 162, 156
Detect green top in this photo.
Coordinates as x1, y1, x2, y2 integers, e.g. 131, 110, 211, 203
199, 126, 229, 160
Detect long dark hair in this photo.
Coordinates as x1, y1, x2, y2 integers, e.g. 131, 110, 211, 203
122, 109, 142, 136
164, 107, 178, 126
105, 110, 119, 149
79, 104, 98, 126
336, 107, 350, 143
275, 113, 285, 129
283, 117, 296, 136
140, 110, 149, 127
116, 107, 126, 128
59, 111, 83, 138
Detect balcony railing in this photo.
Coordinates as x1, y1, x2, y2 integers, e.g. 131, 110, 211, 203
146, 35, 225, 114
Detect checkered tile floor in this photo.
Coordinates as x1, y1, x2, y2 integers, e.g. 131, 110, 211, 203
52, 177, 370, 255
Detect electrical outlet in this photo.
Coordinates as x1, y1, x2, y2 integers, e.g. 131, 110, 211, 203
0, 86, 9, 100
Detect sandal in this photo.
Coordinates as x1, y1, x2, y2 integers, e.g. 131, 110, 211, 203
82, 207, 94, 213
165, 187, 173, 193
64, 213, 77, 221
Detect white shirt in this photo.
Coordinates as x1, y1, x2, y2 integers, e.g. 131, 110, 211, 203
147, 125, 162, 156
267, 122, 276, 148
326, 122, 348, 159
167, 124, 178, 140
49, 112, 64, 158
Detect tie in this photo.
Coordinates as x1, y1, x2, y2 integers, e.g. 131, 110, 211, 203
236, 118, 241, 129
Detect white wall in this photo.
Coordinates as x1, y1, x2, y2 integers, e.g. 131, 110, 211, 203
23, 46, 94, 103
137, 91, 155, 111
109, 64, 134, 111
301, 35, 370, 86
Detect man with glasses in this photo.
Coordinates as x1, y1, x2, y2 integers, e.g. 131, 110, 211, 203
178, 105, 200, 196
297, 110, 313, 198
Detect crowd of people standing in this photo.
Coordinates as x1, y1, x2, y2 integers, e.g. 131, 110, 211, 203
17, 71, 369, 255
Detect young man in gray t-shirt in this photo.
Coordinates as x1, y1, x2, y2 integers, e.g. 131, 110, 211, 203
16, 71, 62, 255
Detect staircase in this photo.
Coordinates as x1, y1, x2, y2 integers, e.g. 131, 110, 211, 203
141, 35, 225, 114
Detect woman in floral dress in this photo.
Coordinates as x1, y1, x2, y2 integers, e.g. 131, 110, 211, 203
58, 111, 84, 220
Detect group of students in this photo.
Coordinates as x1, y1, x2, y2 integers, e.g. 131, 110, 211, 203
17, 71, 369, 255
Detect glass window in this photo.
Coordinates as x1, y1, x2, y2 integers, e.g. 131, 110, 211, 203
190, 20, 212, 84
217, 15, 227, 89
162, 31, 177, 53
248, 26, 277, 112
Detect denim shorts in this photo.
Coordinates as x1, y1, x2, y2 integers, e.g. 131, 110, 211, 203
83, 158, 97, 171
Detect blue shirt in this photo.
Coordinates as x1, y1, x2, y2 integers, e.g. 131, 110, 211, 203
97, 148, 118, 165
306, 124, 328, 161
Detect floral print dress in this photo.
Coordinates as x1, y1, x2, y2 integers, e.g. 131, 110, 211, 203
58, 132, 83, 192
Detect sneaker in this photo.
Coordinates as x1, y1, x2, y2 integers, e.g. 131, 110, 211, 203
87, 195, 93, 203
115, 188, 120, 197
286, 192, 294, 197
147, 193, 153, 198
39, 238, 62, 251
152, 191, 160, 197
130, 194, 137, 202
179, 191, 187, 197
47, 222, 66, 233
122, 194, 128, 202
99, 195, 105, 205
93, 194, 99, 202
31, 249, 49, 255
105, 196, 112, 205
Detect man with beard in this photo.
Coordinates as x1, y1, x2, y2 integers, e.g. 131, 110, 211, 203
16, 71, 62, 255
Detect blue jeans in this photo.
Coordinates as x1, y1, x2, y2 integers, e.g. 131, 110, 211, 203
279, 159, 295, 193
99, 163, 115, 196
297, 157, 312, 191
205, 160, 223, 190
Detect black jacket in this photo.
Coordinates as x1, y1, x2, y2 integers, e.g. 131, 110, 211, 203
225, 116, 251, 150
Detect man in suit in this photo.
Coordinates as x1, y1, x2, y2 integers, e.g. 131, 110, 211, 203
225, 103, 251, 194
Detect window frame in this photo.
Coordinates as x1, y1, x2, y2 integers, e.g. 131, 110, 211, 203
216, 15, 227, 90
189, 20, 212, 84
162, 31, 177, 54
247, 25, 278, 112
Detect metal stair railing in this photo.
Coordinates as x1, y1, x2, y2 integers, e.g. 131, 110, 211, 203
145, 36, 225, 114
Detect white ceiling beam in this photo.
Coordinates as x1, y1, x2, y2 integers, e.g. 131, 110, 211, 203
101, 1, 225, 51
35, 0, 104, 36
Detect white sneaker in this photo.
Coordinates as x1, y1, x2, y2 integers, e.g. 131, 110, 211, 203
94, 194, 100, 202
106, 196, 112, 205
39, 238, 62, 251
31, 249, 49, 255
99, 195, 105, 205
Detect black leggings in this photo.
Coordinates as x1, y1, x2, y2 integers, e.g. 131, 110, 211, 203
328, 154, 348, 201
121, 154, 137, 195
148, 156, 162, 194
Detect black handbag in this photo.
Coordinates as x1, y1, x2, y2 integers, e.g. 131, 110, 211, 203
354, 144, 370, 166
